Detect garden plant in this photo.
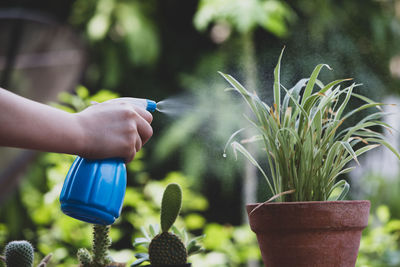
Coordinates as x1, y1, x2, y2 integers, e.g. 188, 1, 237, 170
222, 48, 400, 202
132, 183, 204, 266
77, 224, 126, 267
0, 240, 51, 267
221, 48, 400, 266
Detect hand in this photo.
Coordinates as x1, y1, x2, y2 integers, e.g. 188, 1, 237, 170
75, 98, 153, 162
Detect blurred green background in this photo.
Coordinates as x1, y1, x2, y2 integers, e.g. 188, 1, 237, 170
0, 0, 400, 266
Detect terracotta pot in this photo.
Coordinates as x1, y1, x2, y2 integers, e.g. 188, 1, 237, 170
246, 200, 370, 267
143, 264, 191, 267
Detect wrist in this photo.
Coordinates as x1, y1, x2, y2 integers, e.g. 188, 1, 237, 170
70, 113, 89, 157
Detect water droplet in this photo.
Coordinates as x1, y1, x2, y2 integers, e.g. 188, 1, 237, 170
223, 153, 227, 158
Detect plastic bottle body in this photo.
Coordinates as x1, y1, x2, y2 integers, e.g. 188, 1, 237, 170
59, 99, 156, 225
60, 157, 126, 225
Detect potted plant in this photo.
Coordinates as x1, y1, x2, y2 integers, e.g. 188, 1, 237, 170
220, 48, 400, 266
77, 224, 126, 267
131, 183, 204, 267
0, 240, 52, 267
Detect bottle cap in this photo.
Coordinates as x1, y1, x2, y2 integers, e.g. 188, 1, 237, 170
146, 99, 157, 112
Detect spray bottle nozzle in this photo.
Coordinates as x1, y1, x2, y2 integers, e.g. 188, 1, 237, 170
146, 99, 157, 112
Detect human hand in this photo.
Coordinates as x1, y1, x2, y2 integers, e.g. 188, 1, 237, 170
74, 98, 153, 162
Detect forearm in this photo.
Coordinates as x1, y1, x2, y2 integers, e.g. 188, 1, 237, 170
0, 88, 83, 155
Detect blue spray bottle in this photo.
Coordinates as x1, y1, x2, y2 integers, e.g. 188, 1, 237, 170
59, 99, 157, 225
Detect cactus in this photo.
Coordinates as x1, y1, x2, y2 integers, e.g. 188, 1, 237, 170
149, 183, 186, 265
132, 183, 204, 266
92, 225, 112, 266
77, 224, 112, 267
0, 241, 52, 267
148, 232, 186, 265
160, 183, 182, 233
4, 240, 34, 267
77, 248, 92, 267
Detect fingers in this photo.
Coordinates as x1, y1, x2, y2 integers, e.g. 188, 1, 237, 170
106, 98, 153, 144
134, 112, 153, 145
123, 106, 153, 163
105, 98, 154, 123
126, 148, 136, 163
133, 106, 153, 124
125, 132, 144, 163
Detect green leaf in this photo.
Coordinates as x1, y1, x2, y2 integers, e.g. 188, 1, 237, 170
282, 78, 308, 113
352, 92, 384, 111
131, 253, 149, 266
133, 237, 150, 248
231, 141, 276, 195
187, 235, 205, 256
281, 85, 309, 118
364, 138, 400, 160
171, 225, 182, 238
319, 78, 352, 95
328, 180, 350, 200
302, 64, 332, 105
223, 128, 246, 156
148, 224, 159, 238
340, 141, 359, 165
330, 144, 380, 178
334, 83, 355, 120
273, 47, 285, 117
140, 226, 150, 240
219, 72, 258, 116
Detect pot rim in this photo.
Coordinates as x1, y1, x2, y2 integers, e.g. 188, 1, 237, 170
247, 200, 369, 206
246, 200, 370, 219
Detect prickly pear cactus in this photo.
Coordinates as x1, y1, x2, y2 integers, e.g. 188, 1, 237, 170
148, 183, 187, 265
4, 240, 34, 267
160, 183, 182, 233
148, 232, 187, 265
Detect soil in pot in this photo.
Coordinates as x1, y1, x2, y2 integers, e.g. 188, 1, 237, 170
246, 200, 370, 267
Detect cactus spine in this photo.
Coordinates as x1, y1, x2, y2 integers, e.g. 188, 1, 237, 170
149, 183, 187, 265
4, 240, 34, 267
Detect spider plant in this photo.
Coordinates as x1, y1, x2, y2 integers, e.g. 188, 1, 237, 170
221, 48, 400, 202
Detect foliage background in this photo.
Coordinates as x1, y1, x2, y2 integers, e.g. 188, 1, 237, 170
0, 0, 400, 266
